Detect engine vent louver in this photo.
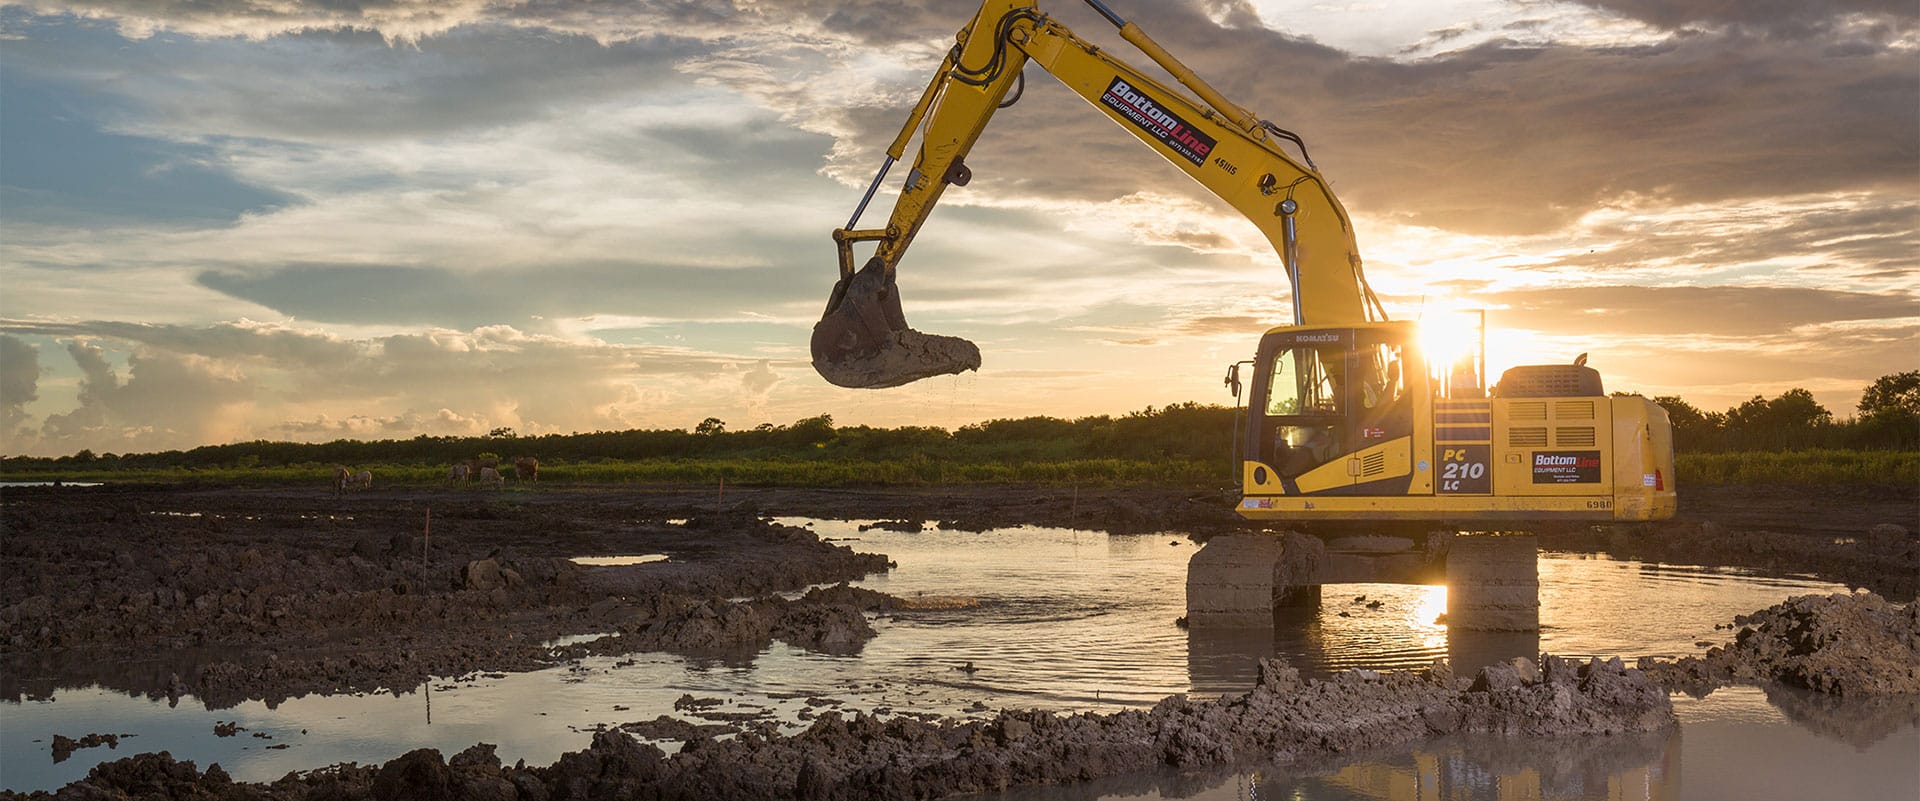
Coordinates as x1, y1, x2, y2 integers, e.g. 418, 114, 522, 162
1362, 452, 1386, 477
1555, 400, 1597, 420
1511, 401, 1548, 421
1509, 427, 1549, 447
1556, 426, 1597, 447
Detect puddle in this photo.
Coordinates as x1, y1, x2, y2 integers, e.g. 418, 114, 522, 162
3, 520, 1913, 797
0, 481, 104, 488
569, 554, 670, 566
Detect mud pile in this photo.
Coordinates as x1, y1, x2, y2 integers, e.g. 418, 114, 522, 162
1642, 591, 1920, 695
9, 655, 1670, 800
549, 582, 888, 660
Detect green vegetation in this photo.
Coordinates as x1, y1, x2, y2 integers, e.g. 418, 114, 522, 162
1652, 370, 1920, 452
1677, 450, 1919, 486
3, 374, 1913, 489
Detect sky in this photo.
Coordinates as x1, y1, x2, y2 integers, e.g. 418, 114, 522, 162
0, 0, 1915, 457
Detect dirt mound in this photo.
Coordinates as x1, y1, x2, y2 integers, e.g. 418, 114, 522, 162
1643, 592, 1920, 695
1540, 483, 1919, 601
19, 655, 1670, 800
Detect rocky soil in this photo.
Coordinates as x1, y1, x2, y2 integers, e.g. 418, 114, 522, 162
2, 654, 1671, 800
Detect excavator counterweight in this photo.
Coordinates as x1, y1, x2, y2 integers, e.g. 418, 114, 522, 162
811, 256, 981, 388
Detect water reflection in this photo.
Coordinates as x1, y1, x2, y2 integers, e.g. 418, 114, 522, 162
1190, 581, 1541, 693
1445, 629, 1540, 678
1759, 683, 1920, 749
970, 688, 1920, 801
957, 729, 1681, 801
569, 554, 669, 566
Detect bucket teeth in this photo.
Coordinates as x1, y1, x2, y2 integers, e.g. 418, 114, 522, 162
811, 257, 981, 389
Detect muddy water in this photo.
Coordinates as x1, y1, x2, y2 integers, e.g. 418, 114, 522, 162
4, 521, 1915, 798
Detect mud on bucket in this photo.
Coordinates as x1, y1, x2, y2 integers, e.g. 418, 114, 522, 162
811, 257, 982, 389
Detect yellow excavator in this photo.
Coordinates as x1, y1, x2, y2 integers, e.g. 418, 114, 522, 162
813, 0, 1676, 525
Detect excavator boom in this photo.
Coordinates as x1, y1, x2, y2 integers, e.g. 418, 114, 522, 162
813, 0, 1384, 388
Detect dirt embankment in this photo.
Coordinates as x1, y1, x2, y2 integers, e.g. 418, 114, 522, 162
0, 488, 891, 708
2, 654, 1670, 801
1536, 483, 1918, 601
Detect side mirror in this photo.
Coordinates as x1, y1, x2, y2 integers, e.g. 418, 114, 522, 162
1224, 363, 1242, 397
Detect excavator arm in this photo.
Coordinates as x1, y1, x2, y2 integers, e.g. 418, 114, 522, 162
813, 0, 1386, 388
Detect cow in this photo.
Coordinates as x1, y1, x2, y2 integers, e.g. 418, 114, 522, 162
478, 466, 504, 487
513, 456, 539, 483
450, 463, 471, 482
350, 470, 373, 490
333, 466, 351, 494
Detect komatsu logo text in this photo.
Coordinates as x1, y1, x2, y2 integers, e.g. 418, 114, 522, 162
1100, 77, 1215, 166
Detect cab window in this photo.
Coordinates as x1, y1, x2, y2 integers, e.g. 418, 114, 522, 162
1264, 347, 1343, 417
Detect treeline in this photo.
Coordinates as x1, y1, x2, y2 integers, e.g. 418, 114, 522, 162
1653, 371, 1918, 452
2, 373, 1913, 473
0, 403, 1240, 472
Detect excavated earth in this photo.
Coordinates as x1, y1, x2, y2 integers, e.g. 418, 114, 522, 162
1639, 590, 1920, 696
0, 480, 1914, 799
7, 655, 1672, 801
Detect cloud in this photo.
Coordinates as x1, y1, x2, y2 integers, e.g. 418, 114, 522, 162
0, 335, 40, 444
1566, 0, 1916, 38
1484, 285, 1920, 337
272, 407, 490, 437
0, 319, 815, 455
739, 358, 781, 418
193, 260, 827, 330
0, 74, 293, 227
35, 340, 253, 451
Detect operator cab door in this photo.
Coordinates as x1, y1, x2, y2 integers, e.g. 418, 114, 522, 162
1243, 327, 1417, 495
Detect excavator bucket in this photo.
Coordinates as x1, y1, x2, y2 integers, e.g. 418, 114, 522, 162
811, 256, 981, 388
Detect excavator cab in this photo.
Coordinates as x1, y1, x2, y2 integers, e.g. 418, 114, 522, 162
1242, 323, 1423, 496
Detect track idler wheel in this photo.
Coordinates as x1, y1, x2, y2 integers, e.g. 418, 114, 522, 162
811, 257, 981, 389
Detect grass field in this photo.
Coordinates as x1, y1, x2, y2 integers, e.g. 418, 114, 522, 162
1674, 449, 1918, 486
4, 450, 1913, 489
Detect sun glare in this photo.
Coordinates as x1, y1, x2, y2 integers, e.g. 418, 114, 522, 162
1418, 311, 1486, 390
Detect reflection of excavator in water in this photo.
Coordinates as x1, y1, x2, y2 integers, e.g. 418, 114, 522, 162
814, 0, 1676, 524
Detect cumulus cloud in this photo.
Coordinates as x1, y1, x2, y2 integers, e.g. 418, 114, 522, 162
0, 334, 40, 445
0, 319, 808, 455
34, 340, 253, 452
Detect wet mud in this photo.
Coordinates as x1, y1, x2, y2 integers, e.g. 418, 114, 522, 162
4, 655, 1671, 800
1640, 591, 1920, 696
1, 490, 891, 709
